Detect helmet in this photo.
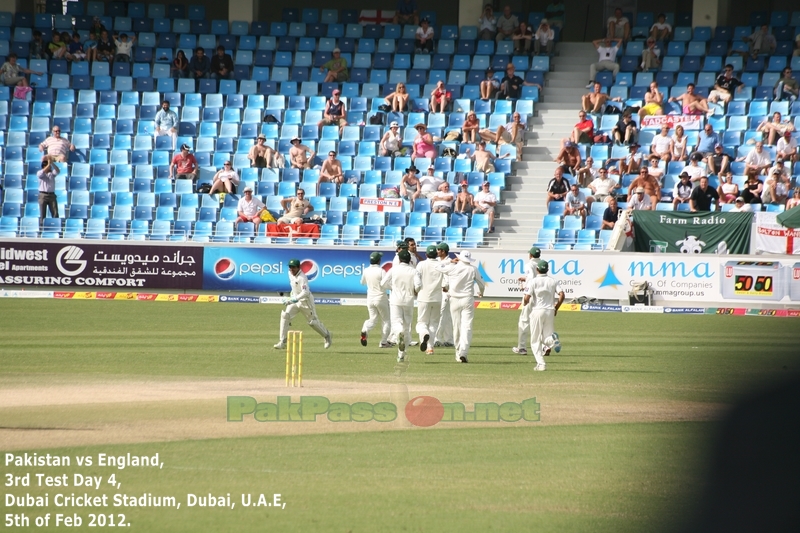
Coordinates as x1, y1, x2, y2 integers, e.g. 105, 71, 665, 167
425, 245, 438, 258
528, 246, 541, 258
288, 259, 301, 268
369, 252, 383, 264
536, 260, 549, 273
436, 242, 450, 253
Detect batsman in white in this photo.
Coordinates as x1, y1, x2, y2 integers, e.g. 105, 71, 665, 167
273, 258, 332, 349
382, 249, 422, 363
415, 244, 444, 355
512, 246, 542, 355
437, 250, 485, 363
524, 260, 564, 371
360, 251, 392, 348
434, 242, 455, 347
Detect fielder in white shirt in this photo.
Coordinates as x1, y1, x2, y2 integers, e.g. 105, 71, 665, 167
274, 259, 332, 349
382, 250, 422, 363
434, 242, 455, 347
437, 251, 486, 363
512, 247, 542, 355
415, 245, 444, 355
360, 252, 392, 348
524, 260, 564, 371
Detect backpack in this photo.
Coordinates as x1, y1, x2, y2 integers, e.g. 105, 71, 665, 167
369, 113, 385, 126
441, 148, 457, 158
196, 183, 212, 194
263, 113, 280, 124
378, 104, 392, 112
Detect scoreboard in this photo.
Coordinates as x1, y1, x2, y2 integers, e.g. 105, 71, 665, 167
721, 261, 786, 301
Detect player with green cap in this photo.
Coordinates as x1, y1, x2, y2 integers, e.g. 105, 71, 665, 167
414, 244, 445, 354
433, 242, 455, 347
523, 259, 564, 371
274, 258, 332, 350
359, 251, 393, 348
513, 246, 542, 355
382, 248, 422, 363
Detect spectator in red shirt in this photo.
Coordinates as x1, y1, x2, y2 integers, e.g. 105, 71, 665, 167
170, 144, 198, 181
570, 110, 594, 144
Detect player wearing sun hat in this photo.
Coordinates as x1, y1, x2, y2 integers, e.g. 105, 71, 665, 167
360, 252, 392, 348
436, 250, 486, 363
524, 260, 564, 371
513, 246, 542, 355
415, 245, 444, 355
274, 258, 332, 350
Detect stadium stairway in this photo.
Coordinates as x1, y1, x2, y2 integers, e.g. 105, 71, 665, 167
498, 43, 596, 248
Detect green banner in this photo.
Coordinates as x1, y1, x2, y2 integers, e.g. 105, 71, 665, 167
632, 211, 753, 254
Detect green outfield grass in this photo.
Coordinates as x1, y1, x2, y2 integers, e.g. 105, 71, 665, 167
1, 299, 799, 532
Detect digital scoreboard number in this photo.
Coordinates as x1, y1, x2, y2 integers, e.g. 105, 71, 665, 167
721, 261, 786, 301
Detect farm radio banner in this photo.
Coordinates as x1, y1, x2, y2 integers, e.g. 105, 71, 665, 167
632, 211, 753, 254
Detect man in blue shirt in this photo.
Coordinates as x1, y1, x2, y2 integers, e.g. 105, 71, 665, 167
154, 100, 179, 150
694, 123, 721, 159
189, 47, 210, 79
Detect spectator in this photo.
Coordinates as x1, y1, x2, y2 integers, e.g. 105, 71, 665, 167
154, 101, 178, 150
89, 16, 106, 37
671, 124, 689, 162
744, 141, 773, 175
236, 187, 267, 231
318, 89, 348, 136
544, 2, 565, 29
30, 30, 46, 60
553, 140, 581, 175
320, 48, 349, 83
640, 38, 661, 72
208, 161, 240, 195
669, 83, 712, 117
319, 151, 344, 185
419, 166, 445, 199
512, 22, 533, 55
495, 6, 519, 43
757, 112, 795, 146
189, 47, 211, 79
602, 196, 620, 228
694, 123, 722, 159
607, 8, 630, 42
480, 112, 525, 158
533, 20, 555, 56
650, 125, 673, 162
468, 141, 507, 173
83, 31, 98, 62
37, 159, 59, 225
415, 18, 434, 54
112, 32, 135, 64
649, 13, 672, 42
683, 153, 708, 182
473, 181, 498, 232
618, 143, 643, 175
708, 64, 742, 105
454, 181, 474, 214
38, 126, 74, 163
628, 186, 652, 211
774, 67, 798, 103
400, 165, 422, 201
379, 122, 403, 156
786, 188, 800, 210
384, 82, 409, 113
429, 80, 451, 113
582, 81, 613, 113
393, 0, 419, 26
690, 176, 720, 211
478, 5, 497, 41
611, 112, 638, 146
576, 156, 598, 187
210, 45, 233, 80
48, 32, 67, 59
645, 154, 665, 184
628, 167, 661, 205
744, 25, 776, 59
707, 144, 732, 176
731, 196, 753, 212
777, 130, 798, 164
432, 182, 455, 213
588, 167, 619, 203
564, 183, 588, 227
462, 111, 480, 143
278, 188, 311, 224
411, 123, 436, 161
289, 137, 316, 169
717, 171, 739, 204
567, 110, 594, 144
248, 134, 275, 168
588, 37, 622, 87
672, 172, 693, 210
497, 64, 524, 100
171, 50, 189, 78
170, 144, 198, 181
95, 30, 115, 63
546, 166, 570, 209
1, 53, 41, 88
66, 33, 86, 62
638, 81, 665, 123
768, 158, 790, 183
479, 68, 500, 100
741, 170, 764, 204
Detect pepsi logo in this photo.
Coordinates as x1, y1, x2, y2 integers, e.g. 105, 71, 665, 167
300, 259, 319, 281
214, 258, 237, 280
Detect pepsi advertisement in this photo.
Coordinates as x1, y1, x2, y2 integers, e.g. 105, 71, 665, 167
203, 247, 394, 294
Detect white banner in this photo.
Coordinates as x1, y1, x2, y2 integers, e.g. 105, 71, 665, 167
641, 114, 703, 130
469, 250, 800, 305
358, 197, 403, 212
753, 212, 800, 255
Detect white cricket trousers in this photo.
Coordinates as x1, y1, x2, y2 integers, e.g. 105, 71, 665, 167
391, 303, 414, 357
362, 297, 391, 344
449, 295, 475, 361
529, 308, 555, 366
416, 300, 441, 344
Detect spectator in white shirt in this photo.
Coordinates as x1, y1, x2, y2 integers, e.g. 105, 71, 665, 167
235, 187, 266, 230
743, 141, 773, 175
588, 37, 622, 87
776, 131, 798, 164
473, 182, 498, 233
533, 20, 555, 56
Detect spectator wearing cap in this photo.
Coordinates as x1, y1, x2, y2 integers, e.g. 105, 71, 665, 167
400, 165, 422, 201
412, 123, 436, 161
319, 150, 344, 185
380, 122, 403, 156
628, 186, 653, 211
278, 188, 312, 224
415, 18, 434, 54
473, 182, 498, 232
717, 171, 739, 204
546, 166, 570, 209
170, 144, 198, 181
318, 89, 348, 136
393, 0, 419, 26
189, 47, 211, 79
248, 134, 275, 168
462, 111, 480, 143
208, 161, 240, 195
673, 172, 693, 210
210, 45, 234, 80
690, 176, 720, 212
466, 141, 508, 174
707, 143, 731, 176
777, 130, 798, 164
618, 143, 643, 175
495, 6, 519, 44
384, 82, 409, 113
289, 138, 316, 169
418, 165, 445, 199
553, 140, 582, 175
628, 167, 661, 205
743, 141, 773, 175
236, 187, 267, 230
533, 19, 554, 56
731, 196, 753, 212
321, 48, 349, 83
757, 112, 795, 147
454, 180, 475, 214
154, 100, 178, 150
763, 161, 791, 205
